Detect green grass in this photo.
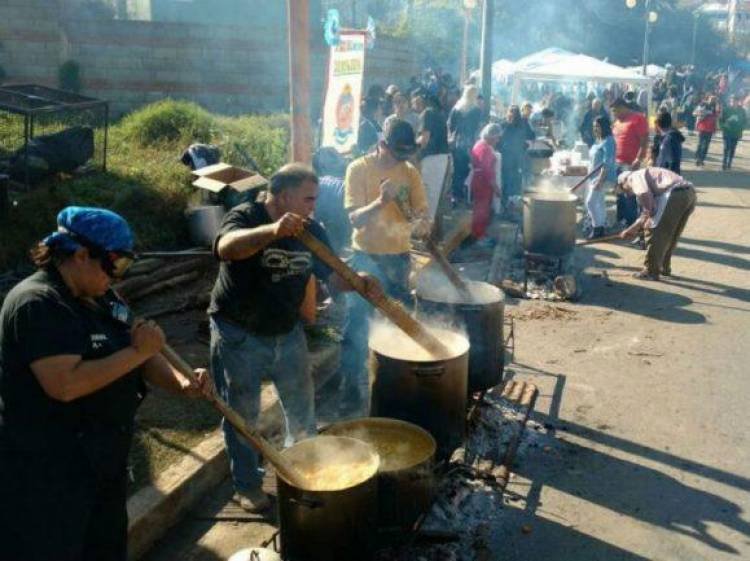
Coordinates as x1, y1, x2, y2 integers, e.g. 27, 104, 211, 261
0, 100, 289, 271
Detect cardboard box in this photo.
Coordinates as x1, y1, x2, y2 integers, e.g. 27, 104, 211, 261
191, 163, 268, 194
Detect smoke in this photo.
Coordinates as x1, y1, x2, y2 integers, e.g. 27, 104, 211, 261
368, 314, 469, 362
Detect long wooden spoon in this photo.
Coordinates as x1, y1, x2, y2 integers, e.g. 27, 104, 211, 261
422, 235, 474, 303
297, 229, 450, 357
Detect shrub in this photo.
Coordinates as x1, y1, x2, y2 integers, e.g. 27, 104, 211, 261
0, 101, 290, 270
119, 99, 216, 146
58, 60, 81, 93
216, 114, 290, 177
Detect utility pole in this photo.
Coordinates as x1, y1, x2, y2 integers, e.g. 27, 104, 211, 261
287, 0, 313, 163
479, 0, 494, 117
642, 0, 652, 77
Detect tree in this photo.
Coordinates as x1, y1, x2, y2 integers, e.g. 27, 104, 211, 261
375, 0, 737, 76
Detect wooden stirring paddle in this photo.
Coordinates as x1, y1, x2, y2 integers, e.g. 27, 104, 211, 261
423, 235, 474, 303
297, 229, 450, 357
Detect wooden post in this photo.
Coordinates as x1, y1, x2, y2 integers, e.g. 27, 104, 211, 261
287, 0, 313, 163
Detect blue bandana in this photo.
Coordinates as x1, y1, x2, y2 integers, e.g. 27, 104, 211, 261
43, 206, 134, 254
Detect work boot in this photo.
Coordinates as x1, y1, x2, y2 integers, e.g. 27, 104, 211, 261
234, 489, 271, 513
633, 269, 659, 281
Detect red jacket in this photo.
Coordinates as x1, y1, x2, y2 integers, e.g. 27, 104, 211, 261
697, 112, 717, 133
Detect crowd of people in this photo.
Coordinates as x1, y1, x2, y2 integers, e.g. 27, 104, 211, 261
1, 61, 746, 560
354, 61, 747, 245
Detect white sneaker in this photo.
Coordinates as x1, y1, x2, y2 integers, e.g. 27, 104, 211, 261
234, 489, 271, 513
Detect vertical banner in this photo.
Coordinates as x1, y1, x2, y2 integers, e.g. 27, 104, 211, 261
322, 31, 366, 153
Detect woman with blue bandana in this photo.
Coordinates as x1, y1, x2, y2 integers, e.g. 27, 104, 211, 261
0, 206, 211, 561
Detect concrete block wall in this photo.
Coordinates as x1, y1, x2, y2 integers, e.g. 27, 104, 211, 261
0, 1, 423, 117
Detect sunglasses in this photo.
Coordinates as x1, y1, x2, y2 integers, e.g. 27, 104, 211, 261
64, 230, 135, 279
101, 252, 134, 279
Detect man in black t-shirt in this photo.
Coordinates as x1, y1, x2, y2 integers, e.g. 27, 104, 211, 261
208, 163, 380, 512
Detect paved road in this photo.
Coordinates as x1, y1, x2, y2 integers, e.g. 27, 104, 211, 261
501, 133, 750, 560
145, 133, 750, 561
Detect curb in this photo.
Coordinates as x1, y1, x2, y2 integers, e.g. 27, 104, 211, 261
126, 384, 279, 560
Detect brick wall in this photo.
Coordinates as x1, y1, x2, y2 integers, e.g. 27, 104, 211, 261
0, 0, 423, 117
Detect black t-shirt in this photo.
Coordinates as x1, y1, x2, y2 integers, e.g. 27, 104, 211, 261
0, 268, 145, 477
448, 106, 482, 151
208, 202, 333, 336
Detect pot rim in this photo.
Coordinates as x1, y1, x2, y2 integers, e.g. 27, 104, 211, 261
323, 417, 437, 473
523, 192, 578, 203
368, 322, 469, 361
415, 278, 505, 307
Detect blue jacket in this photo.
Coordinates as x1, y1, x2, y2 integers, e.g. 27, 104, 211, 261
656, 129, 685, 175
589, 135, 617, 182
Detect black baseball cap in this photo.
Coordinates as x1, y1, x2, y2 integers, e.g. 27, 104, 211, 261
383, 118, 417, 161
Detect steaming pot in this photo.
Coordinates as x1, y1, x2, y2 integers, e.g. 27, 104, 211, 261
523, 192, 578, 256
415, 278, 505, 394
369, 332, 469, 461
324, 417, 436, 539
277, 436, 380, 561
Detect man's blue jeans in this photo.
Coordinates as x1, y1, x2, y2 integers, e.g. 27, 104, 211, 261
339, 251, 411, 417
209, 316, 315, 493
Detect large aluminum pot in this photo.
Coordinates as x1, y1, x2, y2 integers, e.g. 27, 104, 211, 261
185, 205, 225, 247
523, 192, 578, 256
415, 276, 505, 394
369, 325, 469, 461
324, 417, 436, 537
277, 436, 380, 561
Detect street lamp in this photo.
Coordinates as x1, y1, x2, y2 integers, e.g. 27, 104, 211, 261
627, 0, 658, 77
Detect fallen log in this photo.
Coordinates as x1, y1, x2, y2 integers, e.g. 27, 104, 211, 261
125, 258, 164, 278
115, 257, 210, 299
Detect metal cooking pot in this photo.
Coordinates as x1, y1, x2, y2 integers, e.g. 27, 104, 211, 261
369, 330, 469, 461
415, 278, 505, 394
185, 205, 225, 247
324, 417, 436, 538
277, 436, 380, 561
523, 192, 578, 256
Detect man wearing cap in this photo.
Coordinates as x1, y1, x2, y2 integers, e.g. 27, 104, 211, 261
0, 207, 211, 561
340, 118, 430, 417
611, 97, 650, 229
616, 168, 697, 280
208, 163, 381, 512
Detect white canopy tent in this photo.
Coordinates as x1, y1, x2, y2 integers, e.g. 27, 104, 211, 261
626, 64, 667, 78
509, 51, 654, 109
513, 47, 576, 73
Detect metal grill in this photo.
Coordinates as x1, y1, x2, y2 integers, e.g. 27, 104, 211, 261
0, 84, 109, 189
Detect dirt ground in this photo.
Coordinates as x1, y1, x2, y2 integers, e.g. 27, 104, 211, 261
145, 133, 750, 561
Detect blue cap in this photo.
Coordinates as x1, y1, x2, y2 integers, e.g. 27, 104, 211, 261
43, 206, 134, 254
